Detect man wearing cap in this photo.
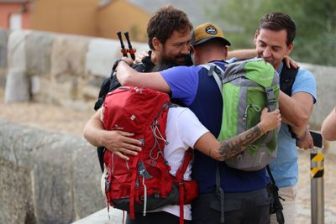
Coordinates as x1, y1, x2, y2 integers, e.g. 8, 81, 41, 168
116, 22, 271, 224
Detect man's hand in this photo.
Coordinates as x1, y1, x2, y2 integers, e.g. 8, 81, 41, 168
135, 51, 149, 63
296, 129, 313, 150
283, 55, 299, 69
120, 57, 133, 66
101, 130, 142, 160
258, 108, 282, 133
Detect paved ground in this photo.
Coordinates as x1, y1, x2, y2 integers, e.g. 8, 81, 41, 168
1, 94, 335, 223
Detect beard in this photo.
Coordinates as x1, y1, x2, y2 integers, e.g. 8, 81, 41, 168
160, 54, 193, 67
153, 54, 193, 72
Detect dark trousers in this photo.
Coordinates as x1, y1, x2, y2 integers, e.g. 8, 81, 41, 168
126, 211, 191, 224
192, 188, 271, 224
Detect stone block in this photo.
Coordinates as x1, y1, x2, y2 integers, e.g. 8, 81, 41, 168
7, 30, 30, 70
85, 38, 148, 78
25, 31, 54, 76
0, 119, 104, 224
0, 159, 36, 224
73, 145, 105, 218
85, 38, 120, 77
51, 35, 89, 78
30, 134, 81, 224
0, 28, 8, 68
4, 68, 30, 103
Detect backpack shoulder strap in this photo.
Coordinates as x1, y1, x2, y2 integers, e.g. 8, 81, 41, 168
279, 60, 299, 139
200, 63, 225, 93
279, 60, 299, 96
175, 148, 193, 182
175, 148, 193, 224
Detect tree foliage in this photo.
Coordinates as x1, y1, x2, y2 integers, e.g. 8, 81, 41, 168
208, 0, 336, 66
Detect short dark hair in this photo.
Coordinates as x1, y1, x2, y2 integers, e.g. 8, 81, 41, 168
147, 5, 193, 49
258, 12, 296, 45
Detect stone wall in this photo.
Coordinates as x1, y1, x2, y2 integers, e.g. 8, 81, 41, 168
2, 29, 148, 110
0, 119, 104, 224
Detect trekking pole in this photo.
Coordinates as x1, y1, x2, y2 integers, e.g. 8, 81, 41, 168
310, 131, 324, 224
124, 32, 136, 60
117, 31, 128, 57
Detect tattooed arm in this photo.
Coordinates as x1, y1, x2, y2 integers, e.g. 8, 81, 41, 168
218, 125, 263, 160
194, 108, 281, 161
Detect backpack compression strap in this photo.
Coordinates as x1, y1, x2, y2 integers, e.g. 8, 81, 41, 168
265, 74, 279, 112
175, 148, 193, 224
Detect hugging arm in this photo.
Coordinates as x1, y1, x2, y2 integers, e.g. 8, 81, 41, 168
195, 108, 281, 161
116, 61, 170, 93
83, 109, 142, 160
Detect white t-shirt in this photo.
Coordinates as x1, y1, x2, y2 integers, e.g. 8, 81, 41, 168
153, 107, 209, 220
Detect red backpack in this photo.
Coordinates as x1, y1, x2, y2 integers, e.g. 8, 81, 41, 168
102, 86, 198, 223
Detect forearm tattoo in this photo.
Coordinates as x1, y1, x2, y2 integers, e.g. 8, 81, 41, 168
219, 125, 263, 160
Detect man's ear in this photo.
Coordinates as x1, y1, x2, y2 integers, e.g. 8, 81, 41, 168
223, 46, 228, 59
152, 37, 162, 51
287, 42, 294, 55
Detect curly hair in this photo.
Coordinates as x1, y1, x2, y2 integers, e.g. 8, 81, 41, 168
147, 5, 193, 49
258, 12, 296, 45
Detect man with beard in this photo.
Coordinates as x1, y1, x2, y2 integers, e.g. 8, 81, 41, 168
89, 5, 193, 169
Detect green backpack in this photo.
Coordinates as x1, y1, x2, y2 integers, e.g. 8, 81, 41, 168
202, 58, 280, 171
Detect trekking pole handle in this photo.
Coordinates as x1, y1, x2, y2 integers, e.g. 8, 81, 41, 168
117, 31, 128, 57
124, 32, 136, 60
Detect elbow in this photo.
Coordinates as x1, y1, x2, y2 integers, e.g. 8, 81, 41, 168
292, 113, 310, 128
82, 122, 102, 147
82, 124, 92, 144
